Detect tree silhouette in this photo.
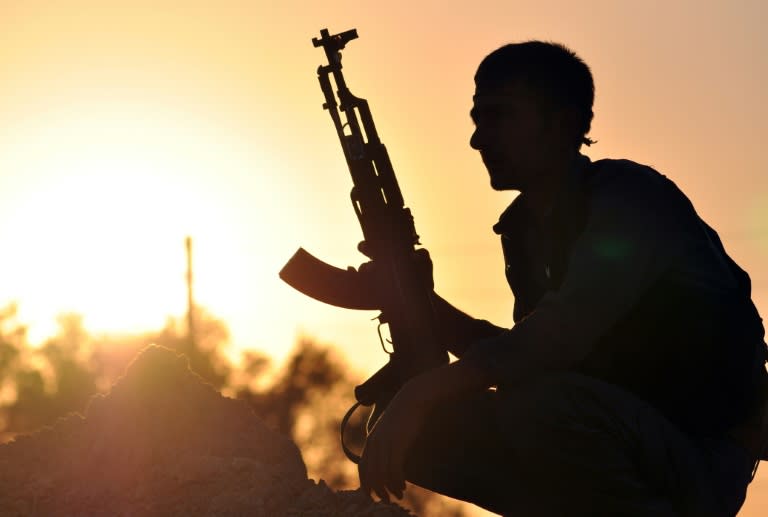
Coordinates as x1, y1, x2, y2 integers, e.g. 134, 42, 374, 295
0, 309, 97, 438
232, 337, 471, 516
0, 304, 24, 377
0, 304, 233, 439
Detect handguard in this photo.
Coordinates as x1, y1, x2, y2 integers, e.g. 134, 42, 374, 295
279, 247, 379, 310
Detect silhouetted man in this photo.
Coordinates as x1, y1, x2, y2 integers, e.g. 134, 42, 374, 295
358, 41, 767, 516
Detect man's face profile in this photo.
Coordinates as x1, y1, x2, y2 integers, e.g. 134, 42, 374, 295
470, 81, 568, 193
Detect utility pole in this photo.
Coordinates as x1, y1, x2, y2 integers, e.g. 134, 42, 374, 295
185, 235, 196, 356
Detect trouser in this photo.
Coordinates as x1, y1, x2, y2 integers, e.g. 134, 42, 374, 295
403, 373, 756, 517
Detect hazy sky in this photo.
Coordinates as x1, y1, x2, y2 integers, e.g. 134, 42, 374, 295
0, 1, 766, 512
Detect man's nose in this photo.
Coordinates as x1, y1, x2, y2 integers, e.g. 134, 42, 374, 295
470, 127, 482, 150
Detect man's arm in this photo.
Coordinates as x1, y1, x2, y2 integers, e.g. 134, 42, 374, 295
430, 293, 506, 357
361, 249, 506, 357
461, 163, 688, 385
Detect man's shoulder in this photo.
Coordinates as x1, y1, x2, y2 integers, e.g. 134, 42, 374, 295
590, 158, 668, 188
585, 157, 695, 221
588, 157, 685, 203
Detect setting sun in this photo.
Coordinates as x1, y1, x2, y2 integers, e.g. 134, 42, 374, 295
0, 93, 291, 354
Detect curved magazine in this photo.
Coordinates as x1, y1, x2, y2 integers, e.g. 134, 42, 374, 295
279, 248, 378, 310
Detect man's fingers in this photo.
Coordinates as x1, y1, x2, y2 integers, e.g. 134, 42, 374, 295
375, 484, 390, 503
359, 436, 389, 502
357, 240, 375, 259
373, 437, 392, 503
358, 445, 373, 495
391, 476, 406, 500
385, 451, 406, 500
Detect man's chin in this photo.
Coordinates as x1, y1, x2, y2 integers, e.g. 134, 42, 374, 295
490, 177, 518, 191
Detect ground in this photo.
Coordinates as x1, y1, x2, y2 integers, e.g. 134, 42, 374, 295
0, 345, 412, 516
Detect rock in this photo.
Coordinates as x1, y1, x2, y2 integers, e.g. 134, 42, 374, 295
0, 345, 412, 516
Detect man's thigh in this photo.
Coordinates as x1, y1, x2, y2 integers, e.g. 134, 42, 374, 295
404, 373, 751, 516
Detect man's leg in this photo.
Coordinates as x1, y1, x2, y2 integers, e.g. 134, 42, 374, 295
403, 389, 512, 514
404, 373, 755, 516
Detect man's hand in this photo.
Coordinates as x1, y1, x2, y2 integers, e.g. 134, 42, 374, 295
358, 375, 431, 502
357, 360, 492, 502
356, 244, 435, 298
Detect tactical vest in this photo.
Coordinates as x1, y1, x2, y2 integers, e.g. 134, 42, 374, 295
496, 159, 767, 437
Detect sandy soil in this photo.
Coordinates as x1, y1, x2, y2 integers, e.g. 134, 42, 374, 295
0, 345, 412, 516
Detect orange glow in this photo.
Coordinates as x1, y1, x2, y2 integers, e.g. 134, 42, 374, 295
0, 4, 766, 513
0, 4, 764, 364
0, 2, 765, 365
0, 95, 291, 356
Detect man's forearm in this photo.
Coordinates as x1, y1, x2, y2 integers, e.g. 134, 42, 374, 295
430, 293, 506, 357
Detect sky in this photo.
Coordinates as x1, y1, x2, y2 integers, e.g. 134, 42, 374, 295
0, 1, 766, 513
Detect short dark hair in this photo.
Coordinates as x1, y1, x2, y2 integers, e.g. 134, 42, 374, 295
475, 41, 595, 148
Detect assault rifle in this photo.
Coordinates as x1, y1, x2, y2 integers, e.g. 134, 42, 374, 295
279, 28, 448, 462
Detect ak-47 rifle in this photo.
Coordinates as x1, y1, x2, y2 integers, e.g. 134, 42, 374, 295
279, 28, 448, 463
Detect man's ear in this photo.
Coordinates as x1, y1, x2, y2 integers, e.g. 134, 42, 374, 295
555, 105, 582, 149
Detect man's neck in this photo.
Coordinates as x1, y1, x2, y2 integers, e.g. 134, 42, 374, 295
521, 153, 578, 224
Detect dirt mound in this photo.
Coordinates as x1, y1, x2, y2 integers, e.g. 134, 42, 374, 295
0, 345, 412, 516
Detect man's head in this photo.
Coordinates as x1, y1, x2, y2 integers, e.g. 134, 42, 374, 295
470, 41, 595, 192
